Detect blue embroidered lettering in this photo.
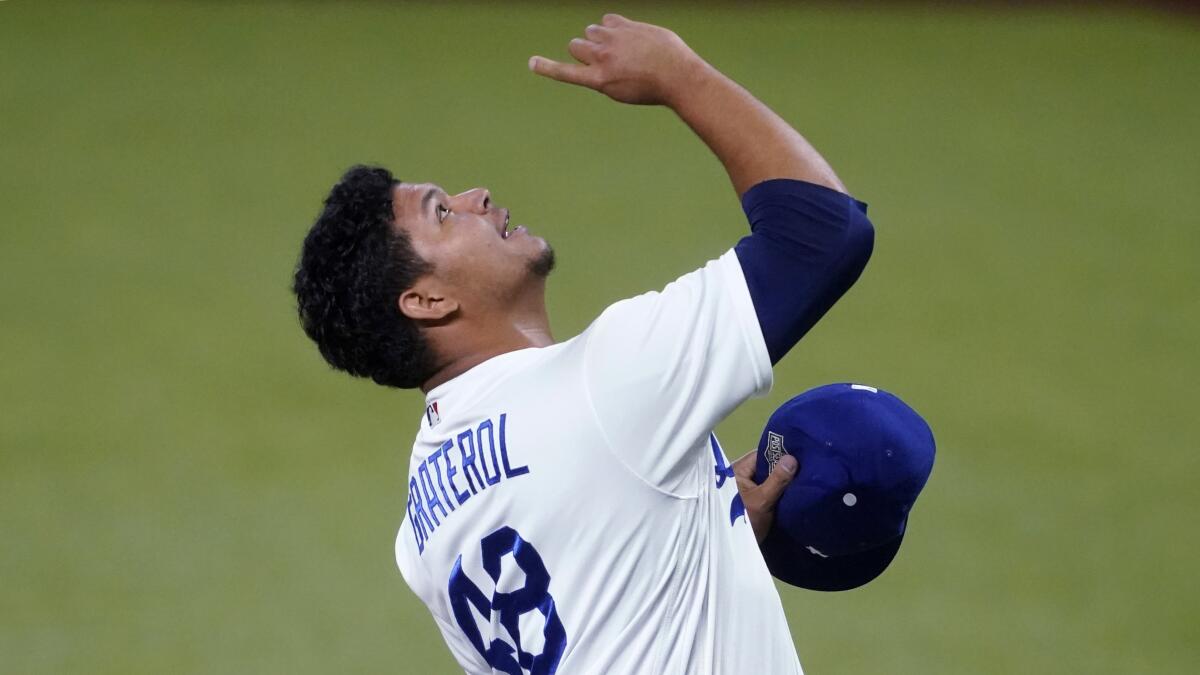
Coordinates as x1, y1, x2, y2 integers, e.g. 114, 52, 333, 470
458, 429, 483, 495
498, 413, 529, 478
428, 441, 456, 512
419, 462, 447, 523
477, 419, 502, 486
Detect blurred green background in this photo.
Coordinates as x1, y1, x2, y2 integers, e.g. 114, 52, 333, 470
3, 1, 1197, 673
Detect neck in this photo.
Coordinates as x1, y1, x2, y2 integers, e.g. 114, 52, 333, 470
420, 300, 554, 394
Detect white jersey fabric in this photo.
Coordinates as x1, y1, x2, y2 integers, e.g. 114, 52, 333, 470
395, 249, 802, 674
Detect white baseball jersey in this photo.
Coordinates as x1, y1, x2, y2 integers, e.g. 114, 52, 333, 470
395, 249, 802, 674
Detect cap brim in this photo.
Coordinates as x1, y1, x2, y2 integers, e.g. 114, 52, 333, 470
760, 525, 904, 592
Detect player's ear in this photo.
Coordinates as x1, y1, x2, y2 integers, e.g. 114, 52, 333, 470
398, 281, 459, 322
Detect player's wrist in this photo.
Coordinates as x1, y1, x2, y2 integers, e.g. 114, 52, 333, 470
660, 56, 718, 110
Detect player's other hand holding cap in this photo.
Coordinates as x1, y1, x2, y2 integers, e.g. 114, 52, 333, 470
754, 383, 935, 591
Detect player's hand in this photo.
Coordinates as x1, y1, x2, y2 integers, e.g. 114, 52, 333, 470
528, 14, 706, 106
731, 450, 798, 545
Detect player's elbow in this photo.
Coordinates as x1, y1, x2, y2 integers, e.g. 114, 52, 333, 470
849, 208, 878, 266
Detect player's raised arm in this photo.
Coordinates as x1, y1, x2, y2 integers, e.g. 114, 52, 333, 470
529, 13, 844, 197
532, 15, 874, 365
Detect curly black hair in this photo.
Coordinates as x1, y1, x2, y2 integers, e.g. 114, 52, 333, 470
292, 165, 437, 389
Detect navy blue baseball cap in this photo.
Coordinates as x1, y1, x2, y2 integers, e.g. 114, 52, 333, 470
754, 383, 935, 591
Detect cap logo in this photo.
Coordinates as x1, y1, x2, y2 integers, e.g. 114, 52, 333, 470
765, 431, 787, 472
805, 545, 829, 558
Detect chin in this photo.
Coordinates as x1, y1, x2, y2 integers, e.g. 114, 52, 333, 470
526, 244, 556, 278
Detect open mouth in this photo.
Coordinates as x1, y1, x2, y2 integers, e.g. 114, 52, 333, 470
500, 210, 526, 239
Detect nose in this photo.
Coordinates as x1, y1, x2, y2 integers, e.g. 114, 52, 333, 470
453, 187, 491, 214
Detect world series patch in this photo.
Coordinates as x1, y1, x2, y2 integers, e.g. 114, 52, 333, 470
765, 431, 787, 472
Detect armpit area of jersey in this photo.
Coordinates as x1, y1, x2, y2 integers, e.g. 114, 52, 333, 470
734, 178, 875, 364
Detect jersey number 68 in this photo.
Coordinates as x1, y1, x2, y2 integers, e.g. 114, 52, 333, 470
448, 526, 568, 674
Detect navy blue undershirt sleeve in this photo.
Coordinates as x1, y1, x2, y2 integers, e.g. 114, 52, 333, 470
733, 179, 875, 364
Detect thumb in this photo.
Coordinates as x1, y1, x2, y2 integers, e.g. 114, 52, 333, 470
757, 455, 798, 507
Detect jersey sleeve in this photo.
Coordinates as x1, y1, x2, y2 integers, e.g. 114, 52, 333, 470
733, 179, 875, 363
580, 249, 773, 495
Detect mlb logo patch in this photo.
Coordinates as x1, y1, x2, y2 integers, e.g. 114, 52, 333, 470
765, 431, 787, 472
425, 401, 441, 428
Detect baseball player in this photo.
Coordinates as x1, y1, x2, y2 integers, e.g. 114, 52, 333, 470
292, 14, 874, 674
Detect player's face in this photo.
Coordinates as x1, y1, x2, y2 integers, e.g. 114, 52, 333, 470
391, 182, 553, 309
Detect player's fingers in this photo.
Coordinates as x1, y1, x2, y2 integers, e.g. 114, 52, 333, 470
602, 13, 629, 27
567, 37, 600, 65
584, 23, 613, 42
755, 455, 798, 508
731, 450, 757, 480
528, 56, 599, 89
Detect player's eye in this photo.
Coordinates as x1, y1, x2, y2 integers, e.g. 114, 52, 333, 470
436, 204, 450, 223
